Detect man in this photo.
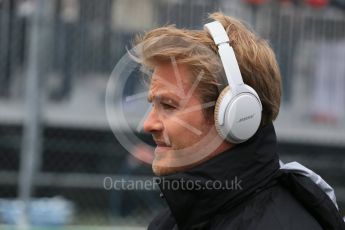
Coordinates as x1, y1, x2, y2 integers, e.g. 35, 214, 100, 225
135, 12, 345, 229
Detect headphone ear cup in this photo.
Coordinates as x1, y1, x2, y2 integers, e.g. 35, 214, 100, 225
214, 86, 262, 143
214, 86, 231, 140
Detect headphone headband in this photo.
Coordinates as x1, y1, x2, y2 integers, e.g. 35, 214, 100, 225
204, 21, 244, 87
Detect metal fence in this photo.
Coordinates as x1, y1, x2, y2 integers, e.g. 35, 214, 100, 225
0, 0, 344, 228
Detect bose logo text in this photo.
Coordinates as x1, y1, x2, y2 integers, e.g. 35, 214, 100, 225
237, 114, 254, 123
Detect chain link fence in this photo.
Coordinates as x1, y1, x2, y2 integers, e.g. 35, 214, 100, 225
0, 0, 344, 228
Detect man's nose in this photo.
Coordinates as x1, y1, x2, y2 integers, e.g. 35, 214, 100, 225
143, 107, 163, 133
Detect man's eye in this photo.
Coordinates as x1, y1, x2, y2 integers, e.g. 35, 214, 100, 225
161, 103, 175, 110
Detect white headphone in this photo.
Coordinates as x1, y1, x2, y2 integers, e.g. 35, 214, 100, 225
204, 21, 262, 143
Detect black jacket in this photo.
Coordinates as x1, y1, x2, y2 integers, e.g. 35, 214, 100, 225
148, 123, 345, 230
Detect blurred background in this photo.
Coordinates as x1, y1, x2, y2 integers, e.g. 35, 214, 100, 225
0, 0, 344, 229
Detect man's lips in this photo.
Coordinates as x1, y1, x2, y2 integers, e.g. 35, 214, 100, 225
153, 140, 171, 153
154, 140, 171, 147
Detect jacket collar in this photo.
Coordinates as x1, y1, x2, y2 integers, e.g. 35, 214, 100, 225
157, 122, 280, 229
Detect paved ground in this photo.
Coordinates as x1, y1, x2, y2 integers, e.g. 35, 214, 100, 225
0, 226, 145, 230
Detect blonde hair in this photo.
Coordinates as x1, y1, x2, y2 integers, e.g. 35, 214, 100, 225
134, 12, 282, 126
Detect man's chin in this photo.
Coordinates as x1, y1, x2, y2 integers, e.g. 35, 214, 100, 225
152, 160, 181, 176
152, 148, 177, 175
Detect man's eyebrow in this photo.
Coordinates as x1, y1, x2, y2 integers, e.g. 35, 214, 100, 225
147, 92, 179, 103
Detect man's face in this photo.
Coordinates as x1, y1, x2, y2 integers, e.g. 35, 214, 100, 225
143, 63, 220, 176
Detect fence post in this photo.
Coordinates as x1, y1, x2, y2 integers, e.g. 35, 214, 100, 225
18, 0, 54, 227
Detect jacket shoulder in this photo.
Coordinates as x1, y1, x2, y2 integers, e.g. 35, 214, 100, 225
211, 185, 323, 230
